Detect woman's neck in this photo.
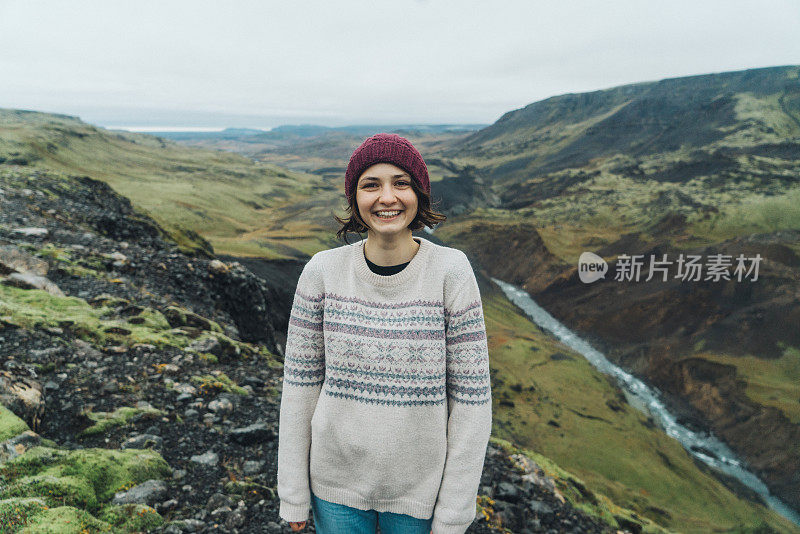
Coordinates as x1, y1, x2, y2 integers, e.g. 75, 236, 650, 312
364, 232, 420, 266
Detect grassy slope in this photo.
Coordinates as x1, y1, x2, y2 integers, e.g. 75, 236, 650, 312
0, 109, 339, 260
482, 283, 797, 532
697, 346, 800, 425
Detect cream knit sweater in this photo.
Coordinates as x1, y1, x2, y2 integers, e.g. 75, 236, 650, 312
277, 236, 492, 534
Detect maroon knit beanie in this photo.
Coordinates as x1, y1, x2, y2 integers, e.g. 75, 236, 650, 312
344, 133, 430, 201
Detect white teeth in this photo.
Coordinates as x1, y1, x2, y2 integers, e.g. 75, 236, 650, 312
376, 211, 400, 218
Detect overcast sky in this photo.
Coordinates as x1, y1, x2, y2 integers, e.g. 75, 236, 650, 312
1, 0, 799, 129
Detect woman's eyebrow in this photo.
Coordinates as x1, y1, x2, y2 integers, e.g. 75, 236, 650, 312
360, 174, 409, 181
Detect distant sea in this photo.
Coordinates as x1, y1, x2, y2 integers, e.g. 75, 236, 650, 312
105, 126, 273, 132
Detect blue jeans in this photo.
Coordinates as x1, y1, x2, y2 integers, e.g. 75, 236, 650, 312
310, 491, 433, 534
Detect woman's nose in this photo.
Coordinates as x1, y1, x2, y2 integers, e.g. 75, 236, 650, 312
379, 185, 397, 202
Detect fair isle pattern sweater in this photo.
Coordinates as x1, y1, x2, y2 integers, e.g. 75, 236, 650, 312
277, 236, 492, 534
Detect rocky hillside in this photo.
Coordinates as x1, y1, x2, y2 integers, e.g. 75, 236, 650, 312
0, 167, 667, 532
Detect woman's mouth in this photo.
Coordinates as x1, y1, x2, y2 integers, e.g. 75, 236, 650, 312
374, 210, 402, 221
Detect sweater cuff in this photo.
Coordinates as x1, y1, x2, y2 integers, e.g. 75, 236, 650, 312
432, 518, 471, 534
279, 500, 310, 523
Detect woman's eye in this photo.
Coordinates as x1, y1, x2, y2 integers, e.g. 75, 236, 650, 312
396, 181, 410, 187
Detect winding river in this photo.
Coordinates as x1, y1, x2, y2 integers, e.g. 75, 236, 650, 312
490, 277, 800, 526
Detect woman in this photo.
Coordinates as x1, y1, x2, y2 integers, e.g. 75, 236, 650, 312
277, 133, 492, 534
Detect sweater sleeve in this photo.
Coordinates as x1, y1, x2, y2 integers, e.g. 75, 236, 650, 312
432, 254, 493, 534
277, 254, 326, 523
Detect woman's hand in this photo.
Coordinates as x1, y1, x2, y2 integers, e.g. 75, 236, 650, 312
289, 520, 306, 531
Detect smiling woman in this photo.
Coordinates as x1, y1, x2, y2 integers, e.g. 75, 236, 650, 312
334, 134, 446, 246
277, 133, 493, 534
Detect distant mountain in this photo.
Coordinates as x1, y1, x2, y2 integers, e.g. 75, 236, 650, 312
150, 123, 486, 144
442, 65, 800, 187
148, 127, 269, 141
265, 123, 487, 137
161, 123, 486, 184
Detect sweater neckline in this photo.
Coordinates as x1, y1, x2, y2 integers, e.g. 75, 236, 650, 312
354, 236, 432, 287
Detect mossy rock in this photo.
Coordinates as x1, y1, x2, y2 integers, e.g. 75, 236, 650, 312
79, 405, 166, 437
0, 497, 49, 531
0, 446, 172, 512
213, 332, 243, 359
87, 294, 130, 309
163, 305, 222, 333
190, 372, 248, 396
0, 403, 30, 441
126, 308, 171, 331
19, 505, 112, 533
164, 225, 214, 258
0, 284, 193, 350
98, 503, 163, 531
198, 352, 219, 363
125, 307, 171, 330
185, 332, 256, 362
1, 474, 98, 510
0, 446, 69, 477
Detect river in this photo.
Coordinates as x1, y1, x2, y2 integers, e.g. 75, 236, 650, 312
490, 277, 800, 526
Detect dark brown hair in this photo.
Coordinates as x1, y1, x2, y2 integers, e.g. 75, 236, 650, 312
334, 177, 446, 244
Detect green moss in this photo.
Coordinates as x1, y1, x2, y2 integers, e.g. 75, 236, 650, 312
98, 503, 163, 531
29, 243, 72, 263
0, 403, 30, 441
183, 331, 253, 362
126, 307, 171, 330
53, 448, 171, 503
0, 446, 68, 478
60, 264, 103, 279
190, 372, 248, 395
162, 305, 223, 332
1, 474, 98, 510
31, 362, 58, 375
18, 506, 112, 533
21, 243, 104, 280
0, 283, 194, 350
163, 224, 214, 257
78, 406, 166, 437
0, 497, 49, 532
0, 446, 171, 512
198, 352, 219, 363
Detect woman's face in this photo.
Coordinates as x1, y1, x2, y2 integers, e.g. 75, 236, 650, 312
355, 162, 419, 238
